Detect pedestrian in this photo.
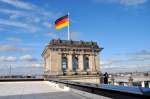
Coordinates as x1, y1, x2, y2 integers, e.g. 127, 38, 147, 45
103, 72, 108, 84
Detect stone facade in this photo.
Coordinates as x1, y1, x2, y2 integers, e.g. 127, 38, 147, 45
42, 39, 103, 76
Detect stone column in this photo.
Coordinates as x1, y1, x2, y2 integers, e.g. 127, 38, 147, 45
89, 54, 96, 74
67, 54, 73, 75
49, 51, 51, 73
43, 57, 46, 70
95, 54, 100, 71
93, 55, 96, 72
48, 56, 50, 73
78, 54, 84, 74
57, 53, 63, 75
89, 55, 93, 71
46, 56, 50, 73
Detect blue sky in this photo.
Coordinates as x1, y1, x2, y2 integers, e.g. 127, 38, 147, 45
0, 0, 150, 74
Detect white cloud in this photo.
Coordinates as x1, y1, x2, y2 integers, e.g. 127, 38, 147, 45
0, 8, 23, 15
0, 44, 32, 52
94, 0, 147, 6
101, 50, 150, 73
24, 43, 42, 47
0, 63, 43, 75
120, 0, 147, 6
0, 0, 36, 10
0, 8, 41, 23
102, 64, 150, 73
129, 49, 150, 61
46, 32, 58, 38
46, 31, 81, 39
0, 62, 43, 68
94, 0, 118, 3
0, 18, 37, 32
0, 0, 61, 33
7, 37, 21, 42
0, 56, 17, 62
20, 54, 37, 62
31, 63, 42, 67
25, 16, 41, 23
101, 60, 114, 66
70, 32, 81, 39
0, 8, 54, 33
42, 22, 51, 28
71, 32, 81, 37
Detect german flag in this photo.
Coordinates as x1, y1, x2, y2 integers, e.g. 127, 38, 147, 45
55, 15, 69, 30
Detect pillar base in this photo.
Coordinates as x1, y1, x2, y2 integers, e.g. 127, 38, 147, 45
80, 72, 88, 75
76, 69, 82, 74
87, 71, 98, 75
58, 72, 64, 75
66, 70, 75, 75
76, 69, 87, 75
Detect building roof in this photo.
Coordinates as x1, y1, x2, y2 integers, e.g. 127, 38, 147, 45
42, 39, 103, 56
48, 39, 100, 48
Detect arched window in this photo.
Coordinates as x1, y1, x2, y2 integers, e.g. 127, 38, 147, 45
84, 56, 89, 71
62, 57, 67, 72
72, 56, 78, 71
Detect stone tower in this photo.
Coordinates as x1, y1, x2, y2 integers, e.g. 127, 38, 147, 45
42, 39, 103, 79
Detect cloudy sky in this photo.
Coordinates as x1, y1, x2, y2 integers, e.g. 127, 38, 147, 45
0, 0, 150, 74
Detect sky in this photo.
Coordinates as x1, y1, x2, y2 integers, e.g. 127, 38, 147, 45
0, 0, 150, 74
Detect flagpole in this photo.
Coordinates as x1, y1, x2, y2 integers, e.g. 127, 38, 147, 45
68, 12, 70, 40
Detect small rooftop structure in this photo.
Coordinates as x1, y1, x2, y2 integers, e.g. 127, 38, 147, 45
42, 39, 103, 82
